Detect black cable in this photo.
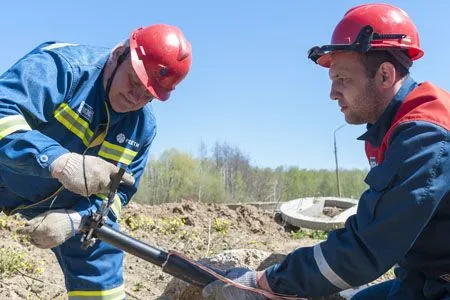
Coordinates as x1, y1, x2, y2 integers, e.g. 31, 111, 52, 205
83, 154, 89, 196
81, 47, 130, 198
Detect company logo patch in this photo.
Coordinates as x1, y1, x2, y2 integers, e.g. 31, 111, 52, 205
369, 157, 378, 169
116, 133, 140, 148
116, 133, 126, 144
77, 101, 94, 123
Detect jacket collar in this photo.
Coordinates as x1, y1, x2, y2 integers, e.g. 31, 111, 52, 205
358, 76, 418, 147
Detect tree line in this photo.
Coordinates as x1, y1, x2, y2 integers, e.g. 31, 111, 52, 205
133, 142, 368, 205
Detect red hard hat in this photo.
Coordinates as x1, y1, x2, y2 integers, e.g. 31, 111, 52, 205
308, 4, 424, 68
130, 24, 192, 101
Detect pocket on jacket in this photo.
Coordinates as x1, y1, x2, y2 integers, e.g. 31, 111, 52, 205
357, 163, 399, 225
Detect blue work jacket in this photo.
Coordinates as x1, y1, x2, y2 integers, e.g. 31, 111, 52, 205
0, 42, 156, 219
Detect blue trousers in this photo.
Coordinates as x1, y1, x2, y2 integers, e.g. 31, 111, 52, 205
1, 181, 126, 299
52, 217, 125, 299
351, 280, 394, 299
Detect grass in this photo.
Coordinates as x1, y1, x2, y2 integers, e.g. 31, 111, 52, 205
212, 218, 230, 235
122, 215, 155, 231
0, 246, 44, 278
160, 216, 186, 235
292, 229, 328, 240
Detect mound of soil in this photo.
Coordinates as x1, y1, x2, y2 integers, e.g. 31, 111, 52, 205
0, 200, 390, 299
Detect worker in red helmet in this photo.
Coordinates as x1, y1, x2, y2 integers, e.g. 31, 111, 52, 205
204, 4, 450, 299
0, 24, 191, 298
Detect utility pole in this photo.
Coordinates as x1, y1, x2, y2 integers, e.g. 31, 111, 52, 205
334, 124, 346, 197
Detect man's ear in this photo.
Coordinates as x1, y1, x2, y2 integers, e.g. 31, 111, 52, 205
103, 42, 129, 90
377, 62, 396, 88
110, 43, 128, 62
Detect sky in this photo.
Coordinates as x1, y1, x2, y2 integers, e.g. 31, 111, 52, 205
1, 1, 449, 170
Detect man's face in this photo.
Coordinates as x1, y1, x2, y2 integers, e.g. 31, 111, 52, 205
328, 52, 383, 124
108, 55, 155, 113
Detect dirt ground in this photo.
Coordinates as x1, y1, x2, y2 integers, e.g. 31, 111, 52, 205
0, 200, 391, 299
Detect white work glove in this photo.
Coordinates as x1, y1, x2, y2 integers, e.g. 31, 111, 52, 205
203, 267, 265, 300
17, 209, 81, 249
50, 152, 135, 197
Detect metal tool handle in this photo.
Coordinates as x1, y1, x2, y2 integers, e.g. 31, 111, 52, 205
99, 167, 126, 217
81, 167, 126, 249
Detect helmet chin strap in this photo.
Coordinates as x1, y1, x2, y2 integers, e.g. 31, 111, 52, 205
385, 49, 413, 70
105, 47, 131, 103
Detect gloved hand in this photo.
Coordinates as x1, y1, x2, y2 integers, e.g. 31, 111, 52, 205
17, 209, 81, 249
202, 267, 265, 300
50, 152, 135, 196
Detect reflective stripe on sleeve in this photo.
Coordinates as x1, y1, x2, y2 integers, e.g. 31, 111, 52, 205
54, 103, 93, 146
313, 244, 351, 290
0, 115, 32, 139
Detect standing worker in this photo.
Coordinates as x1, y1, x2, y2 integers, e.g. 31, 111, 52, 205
203, 3, 450, 299
0, 24, 192, 299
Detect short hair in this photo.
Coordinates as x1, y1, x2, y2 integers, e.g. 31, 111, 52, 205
360, 50, 410, 79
